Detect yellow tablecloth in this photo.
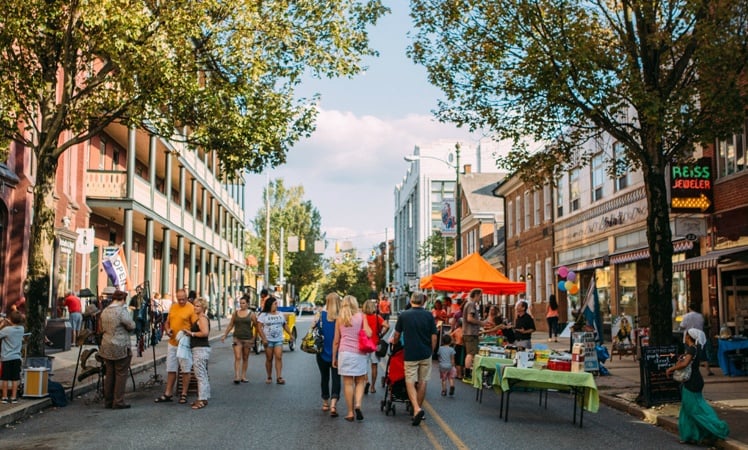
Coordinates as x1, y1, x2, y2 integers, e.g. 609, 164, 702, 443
499, 367, 599, 412
472, 355, 514, 389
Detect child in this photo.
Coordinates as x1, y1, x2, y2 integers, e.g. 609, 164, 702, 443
438, 333, 457, 396
0, 310, 25, 404
450, 318, 465, 379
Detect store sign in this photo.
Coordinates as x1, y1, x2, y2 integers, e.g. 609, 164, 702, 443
670, 158, 713, 213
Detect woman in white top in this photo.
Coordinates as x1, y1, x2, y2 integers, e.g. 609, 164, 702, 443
257, 296, 292, 384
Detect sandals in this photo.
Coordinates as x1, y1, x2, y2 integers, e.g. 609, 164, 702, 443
154, 394, 173, 403
178, 394, 188, 404
276, 377, 286, 385
322, 401, 330, 412
233, 379, 240, 385
265, 377, 272, 384
191, 400, 208, 410
370, 387, 376, 394
240, 379, 249, 383
330, 406, 338, 417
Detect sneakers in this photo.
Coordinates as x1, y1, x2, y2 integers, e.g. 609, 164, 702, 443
449, 386, 455, 396
1, 398, 7, 404
10, 398, 18, 404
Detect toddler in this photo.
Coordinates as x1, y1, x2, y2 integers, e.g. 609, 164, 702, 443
438, 334, 457, 396
0, 311, 26, 404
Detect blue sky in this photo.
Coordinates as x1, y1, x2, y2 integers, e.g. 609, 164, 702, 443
244, 1, 478, 256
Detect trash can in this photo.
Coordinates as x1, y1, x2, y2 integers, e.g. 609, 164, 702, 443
45, 318, 72, 351
23, 368, 49, 397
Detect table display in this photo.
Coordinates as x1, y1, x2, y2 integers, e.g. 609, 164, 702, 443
499, 366, 599, 427
717, 338, 748, 376
472, 355, 513, 402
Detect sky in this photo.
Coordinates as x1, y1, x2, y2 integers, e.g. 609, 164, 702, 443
244, 1, 480, 256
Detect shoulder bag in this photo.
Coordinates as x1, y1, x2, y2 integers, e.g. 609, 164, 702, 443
672, 355, 692, 383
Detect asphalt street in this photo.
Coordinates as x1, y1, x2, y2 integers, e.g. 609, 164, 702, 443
0, 316, 688, 450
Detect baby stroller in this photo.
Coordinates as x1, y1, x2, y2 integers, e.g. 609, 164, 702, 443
380, 342, 411, 416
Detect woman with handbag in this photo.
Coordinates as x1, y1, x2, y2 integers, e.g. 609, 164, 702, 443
313, 293, 342, 416
666, 328, 729, 445
363, 299, 389, 395
332, 295, 372, 421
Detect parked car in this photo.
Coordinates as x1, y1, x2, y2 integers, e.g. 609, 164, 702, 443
297, 302, 315, 315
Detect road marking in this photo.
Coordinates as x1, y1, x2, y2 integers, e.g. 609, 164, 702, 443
420, 421, 443, 450
422, 401, 470, 450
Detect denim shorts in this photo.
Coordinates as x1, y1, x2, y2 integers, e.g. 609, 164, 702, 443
266, 340, 284, 348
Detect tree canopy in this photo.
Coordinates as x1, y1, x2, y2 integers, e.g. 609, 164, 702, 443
409, 0, 748, 344
0, 0, 387, 355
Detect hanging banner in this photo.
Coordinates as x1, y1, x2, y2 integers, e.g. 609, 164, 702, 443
102, 246, 132, 292
75, 228, 95, 254
440, 198, 456, 237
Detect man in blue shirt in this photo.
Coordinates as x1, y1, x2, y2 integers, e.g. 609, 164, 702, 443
393, 292, 437, 426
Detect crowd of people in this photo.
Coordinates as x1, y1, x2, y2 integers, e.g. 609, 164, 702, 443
0, 284, 734, 445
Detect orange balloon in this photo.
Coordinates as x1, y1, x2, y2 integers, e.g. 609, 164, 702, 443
569, 284, 579, 295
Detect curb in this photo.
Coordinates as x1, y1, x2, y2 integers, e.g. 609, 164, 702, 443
1, 354, 168, 429
598, 393, 748, 450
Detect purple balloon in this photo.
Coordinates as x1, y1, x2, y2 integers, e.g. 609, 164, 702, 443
558, 280, 567, 291
567, 271, 577, 282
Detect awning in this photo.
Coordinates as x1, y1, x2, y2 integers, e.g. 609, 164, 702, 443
673, 245, 748, 272
609, 240, 694, 265
554, 257, 608, 272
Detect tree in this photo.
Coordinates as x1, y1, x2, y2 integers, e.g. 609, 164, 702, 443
418, 230, 454, 273
0, 0, 388, 356
320, 253, 370, 302
409, 0, 748, 345
251, 179, 325, 299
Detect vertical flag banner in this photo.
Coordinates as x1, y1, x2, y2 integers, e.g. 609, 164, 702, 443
102, 246, 132, 291
583, 278, 604, 345
440, 198, 456, 237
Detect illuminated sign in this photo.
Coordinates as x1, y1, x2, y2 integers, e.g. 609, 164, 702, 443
670, 158, 713, 213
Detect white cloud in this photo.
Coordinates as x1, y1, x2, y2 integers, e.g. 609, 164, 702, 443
245, 107, 482, 254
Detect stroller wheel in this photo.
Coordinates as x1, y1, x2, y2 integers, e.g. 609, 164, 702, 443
380, 400, 386, 411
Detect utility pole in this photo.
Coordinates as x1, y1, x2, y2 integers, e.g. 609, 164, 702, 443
263, 172, 270, 290
455, 142, 462, 260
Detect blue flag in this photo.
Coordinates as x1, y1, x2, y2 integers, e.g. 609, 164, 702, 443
583, 278, 604, 345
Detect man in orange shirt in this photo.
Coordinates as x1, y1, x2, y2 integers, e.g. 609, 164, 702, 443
154, 289, 197, 404
377, 294, 391, 321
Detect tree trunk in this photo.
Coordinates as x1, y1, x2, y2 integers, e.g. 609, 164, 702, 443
641, 145, 675, 346
25, 150, 59, 357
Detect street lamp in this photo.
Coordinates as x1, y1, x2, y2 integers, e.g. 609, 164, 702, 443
403, 142, 462, 260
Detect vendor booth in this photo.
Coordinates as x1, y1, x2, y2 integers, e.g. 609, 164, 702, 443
420, 253, 526, 295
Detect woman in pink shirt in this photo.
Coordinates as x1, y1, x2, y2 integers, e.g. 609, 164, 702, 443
332, 295, 372, 422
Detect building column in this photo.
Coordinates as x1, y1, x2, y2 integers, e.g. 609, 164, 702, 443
164, 151, 173, 221
200, 247, 208, 298
179, 164, 186, 223
176, 234, 184, 290
144, 218, 154, 290
124, 209, 133, 270
161, 228, 171, 296
189, 242, 196, 293
148, 135, 157, 205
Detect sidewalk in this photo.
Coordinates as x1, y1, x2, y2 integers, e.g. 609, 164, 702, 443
0, 318, 228, 427
2, 326, 748, 449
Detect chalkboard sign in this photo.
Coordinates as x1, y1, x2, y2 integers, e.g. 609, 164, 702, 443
639, 345, 681, 407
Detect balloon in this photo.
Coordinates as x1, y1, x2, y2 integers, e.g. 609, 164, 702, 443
565, 281, 574, 292
558, 280, 567, 291
569, 284, 579, 295
558, 266, 569, 278
567, 271, 576, 282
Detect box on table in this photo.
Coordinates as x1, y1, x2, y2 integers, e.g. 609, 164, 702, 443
23, 368, 49, 398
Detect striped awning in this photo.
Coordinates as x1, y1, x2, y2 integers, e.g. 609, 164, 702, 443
673, 245, 748, 272
609, 240, 694, 265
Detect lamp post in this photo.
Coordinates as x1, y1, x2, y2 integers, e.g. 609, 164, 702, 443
404, 142, 463, 261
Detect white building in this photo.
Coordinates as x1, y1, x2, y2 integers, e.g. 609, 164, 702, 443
393, 139, 504, 295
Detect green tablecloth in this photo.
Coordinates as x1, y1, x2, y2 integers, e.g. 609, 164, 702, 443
499, 367, 599, 412
472, 355, 514, 389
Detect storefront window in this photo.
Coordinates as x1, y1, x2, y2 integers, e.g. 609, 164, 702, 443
596, 267, 611, 324
672, 267, 688, 326
617, 262, 638, 318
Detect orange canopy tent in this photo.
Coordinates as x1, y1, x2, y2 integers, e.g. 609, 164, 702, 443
419, 252, 526, 295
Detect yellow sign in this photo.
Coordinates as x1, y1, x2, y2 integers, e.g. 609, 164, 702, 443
671, 193, 711, 212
